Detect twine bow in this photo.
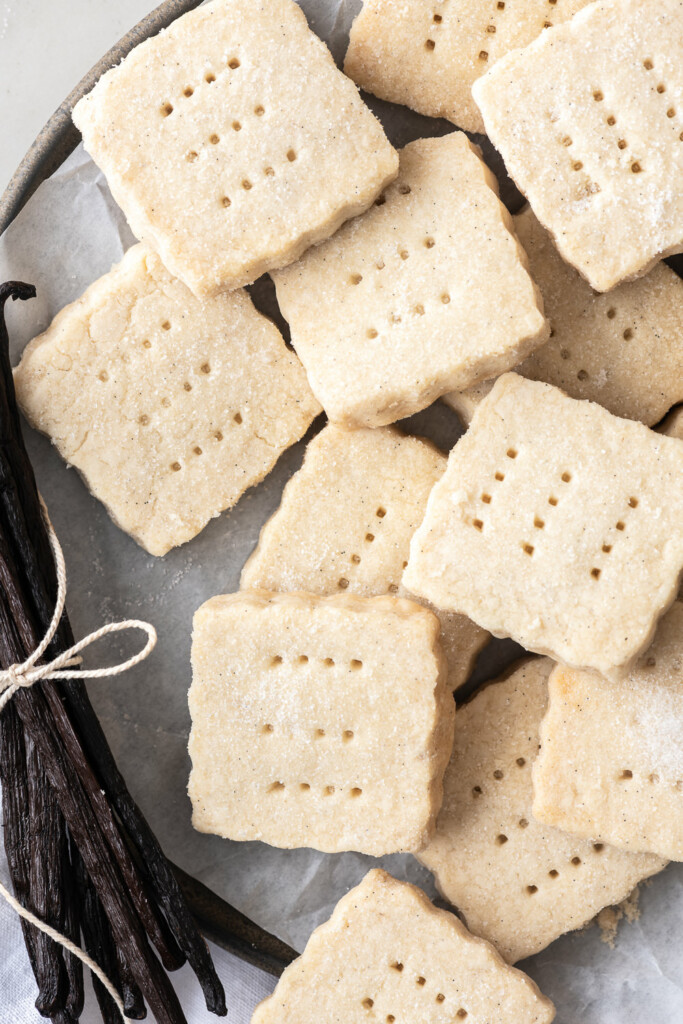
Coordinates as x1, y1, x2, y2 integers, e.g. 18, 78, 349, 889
0, 499, 158, 1019
0, 500, 156, 713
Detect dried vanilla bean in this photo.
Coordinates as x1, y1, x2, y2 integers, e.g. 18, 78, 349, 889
74, 852, 128, 1024
26, 735, 69, 1015
0, 699, 41, 991
61, 682, 226, 1013
0, 639, 74, 1020
0, 445, 185, 976
61, 833, 84, 1019
3, 632, 188, 1024
0, 411, 222, 1007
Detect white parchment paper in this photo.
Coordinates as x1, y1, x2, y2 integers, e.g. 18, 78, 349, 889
1, 2, 683, 1020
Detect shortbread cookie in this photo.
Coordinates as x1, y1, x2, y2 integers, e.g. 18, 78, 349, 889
534, 603, 683, 861
272, 134, 548, 428
345, 0, 591, 135
658, 406, 683, 441
241, 424, 489, 691
73, 0, 397, 298
252, 869, 556, 1024
418, 658, 666, 963
404, 374, 683, 677
14, 244, 319, 556
188, 591, 454, 855
473, 0, 683, 291
444, 207, 683, 426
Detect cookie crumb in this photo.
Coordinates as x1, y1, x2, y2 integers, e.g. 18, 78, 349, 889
596, 886, 641, 947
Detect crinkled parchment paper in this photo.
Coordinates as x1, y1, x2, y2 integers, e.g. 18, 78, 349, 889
1, 2, 683, 1020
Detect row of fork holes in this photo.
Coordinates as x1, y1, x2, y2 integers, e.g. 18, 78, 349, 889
424, 0, 557, 57
169, 415, 241, 472
375, 183, 411, 209
424, 7, 444, 51
100, 320, 210, 397
192, 115, 271, 145
475, 0, 557, 63
338, 510, 404, 593
558, 305, 634, 367
362, 963, 468, 1019
183, 106, 267, 163
268, 781, 362, 797
348, 235, 436, 286
212, 150, 297, 207
620, 767, 682, 788
268, 654, 363, 670
96, 317, 178, 380
527, 846, 605, 894
472, 755, 527, 795
589, 496, 638, 578
160, 57, 241, 116
643, 58, 680, 135
263, 724, 355, 742
366, 185, 437, 312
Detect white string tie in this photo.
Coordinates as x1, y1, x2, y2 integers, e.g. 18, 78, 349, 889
0, 501, 156, 714
0, 499, 158, 1019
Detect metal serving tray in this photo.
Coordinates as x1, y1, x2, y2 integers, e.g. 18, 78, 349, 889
1, 0, 680, 991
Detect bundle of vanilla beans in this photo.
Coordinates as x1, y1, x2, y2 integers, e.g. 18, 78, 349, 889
0, 281, 227, 1022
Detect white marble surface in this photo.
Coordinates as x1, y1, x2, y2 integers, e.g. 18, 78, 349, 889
0, 0, 156, 193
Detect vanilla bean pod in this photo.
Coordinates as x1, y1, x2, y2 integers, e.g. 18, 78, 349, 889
0, 283, 226, 1018
117, 947, 147, 1019
61, 683, 226, 1013
74, 841, 148, 1022
26, 735, 70, 1014
0, 446, 187, 973
39, 679, 184, 971
0, 555, 188, 1024
0, 284, 81, 1019
0, 698, 41, 991
61, 831, 84, 1019
75, 856, 146, 1021
0, 593, 73, 1021
74, 852, 129, 1024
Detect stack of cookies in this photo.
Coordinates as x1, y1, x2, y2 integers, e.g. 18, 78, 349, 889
13, 0, 683, 1020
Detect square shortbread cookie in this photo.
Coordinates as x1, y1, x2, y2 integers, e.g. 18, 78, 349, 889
241, 423, 489, 692
272, 134, 548, 429
14, 244, 320, 557
72, 0, 398, 298
473, 0, 683, 292
533, 603, 683, 861
417, 658, 666, 964
252, 869, 556, 1024
345, 0, 591, 135
188, 591, 454, 855
444, 207, 683, 426
404, 374, 683, 677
